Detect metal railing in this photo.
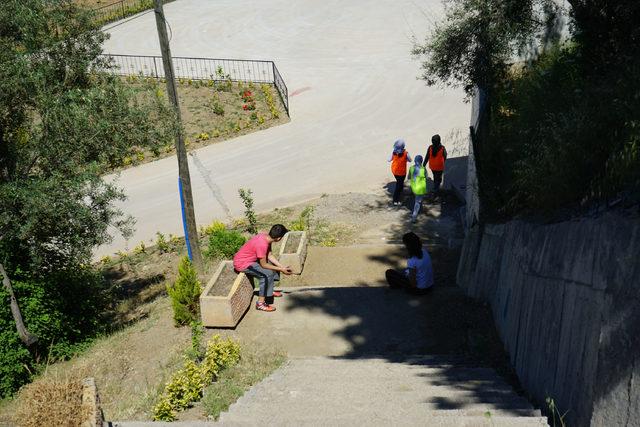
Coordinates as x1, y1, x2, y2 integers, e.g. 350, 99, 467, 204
92, 0, 156, 26
97, 54, 289, 114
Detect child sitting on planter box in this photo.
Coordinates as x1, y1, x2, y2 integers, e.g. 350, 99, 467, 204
233, 224, 293, 312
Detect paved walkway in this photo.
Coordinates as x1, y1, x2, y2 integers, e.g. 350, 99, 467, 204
97, 0, 470, 256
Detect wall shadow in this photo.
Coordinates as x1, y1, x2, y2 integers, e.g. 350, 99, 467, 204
282, 284, 526, 413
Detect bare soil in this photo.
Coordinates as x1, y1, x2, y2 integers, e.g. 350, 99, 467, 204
208, 263, 237, 297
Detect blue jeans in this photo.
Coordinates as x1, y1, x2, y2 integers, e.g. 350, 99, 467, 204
243, 263, 279, 297
412, 195, 424, 219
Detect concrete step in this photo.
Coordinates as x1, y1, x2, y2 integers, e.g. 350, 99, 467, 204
112, 416, 549, 427
220, 412, 547, 425
219, 357, 545, 425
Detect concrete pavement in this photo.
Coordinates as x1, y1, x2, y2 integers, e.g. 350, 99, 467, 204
97, 0, 470, 257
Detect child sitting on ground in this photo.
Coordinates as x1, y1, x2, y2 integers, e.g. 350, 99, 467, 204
233, 224, 293, 312
385, 232, 433, 295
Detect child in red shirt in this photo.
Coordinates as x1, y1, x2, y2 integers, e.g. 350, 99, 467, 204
233, 224, 292, 312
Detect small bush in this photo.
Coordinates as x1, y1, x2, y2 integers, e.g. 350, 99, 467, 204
166, 257, 201, 326
210, 101, 224, 116
205, 229, 246, 259
186, 321, 205, 362
156, 232, 170, 253
238, 188, 257, 234
133, 241, 146, 255
290, 206, 314, 231
153, 335, 240, 421
201, 220, 226, 236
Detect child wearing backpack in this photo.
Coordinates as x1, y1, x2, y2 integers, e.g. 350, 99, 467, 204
408, 155, 427, 223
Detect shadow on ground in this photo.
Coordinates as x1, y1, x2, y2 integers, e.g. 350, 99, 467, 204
277, 280, 524, 412
101, 268, 166, 327
376, 184, 464, 246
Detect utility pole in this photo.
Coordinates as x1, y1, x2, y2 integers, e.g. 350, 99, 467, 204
153, 0, 203, 272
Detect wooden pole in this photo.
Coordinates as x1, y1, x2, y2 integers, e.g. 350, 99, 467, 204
153, 0, 204, 272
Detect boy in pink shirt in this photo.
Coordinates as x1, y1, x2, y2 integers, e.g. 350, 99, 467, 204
233, 224, 292, 312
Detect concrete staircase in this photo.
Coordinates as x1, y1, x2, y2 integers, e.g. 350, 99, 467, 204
112, 355, 548, 427
216, 356, 548, 426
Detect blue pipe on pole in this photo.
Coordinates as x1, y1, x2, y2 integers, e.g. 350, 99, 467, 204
178, 178, 193, 261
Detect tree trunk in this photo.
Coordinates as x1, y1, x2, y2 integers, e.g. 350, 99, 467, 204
0, 263, 38, 347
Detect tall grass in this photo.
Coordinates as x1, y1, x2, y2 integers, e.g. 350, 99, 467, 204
479, 44, 640, 220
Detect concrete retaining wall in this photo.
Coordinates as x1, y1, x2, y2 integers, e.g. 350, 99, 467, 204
457, 214, 640, 427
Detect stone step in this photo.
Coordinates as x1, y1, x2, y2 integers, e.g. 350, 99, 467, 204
111, 416, 549, 427
221, 403, 541, 419
220, 357, 542, 424
253, 357, 517, 388
220, 411, 546, 425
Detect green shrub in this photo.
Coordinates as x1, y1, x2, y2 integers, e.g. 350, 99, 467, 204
166, 257, 201, 326
210, 101, 224, 116
290, 206, 314, 231
0, 268, 106, 398
481, 44, 640, 219
238, 189, 257, 234
153, 335, 240, 421
205, 229, 246, 259
186, 321, 205, 362
156, 232, 170, 253
201, 220, 226, 236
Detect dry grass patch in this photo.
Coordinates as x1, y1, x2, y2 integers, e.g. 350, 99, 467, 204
12, 373, 88, 427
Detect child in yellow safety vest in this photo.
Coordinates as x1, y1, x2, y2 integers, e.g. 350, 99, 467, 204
409, 155, 427, 223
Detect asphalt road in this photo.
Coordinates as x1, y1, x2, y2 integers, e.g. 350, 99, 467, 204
97, 0, 470, 256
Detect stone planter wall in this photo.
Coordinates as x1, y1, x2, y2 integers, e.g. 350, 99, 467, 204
81, 377, 103, 427
278, 230, 308, 275
200, 261, 254, 328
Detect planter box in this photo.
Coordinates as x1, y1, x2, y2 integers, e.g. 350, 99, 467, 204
278, 230, 308, 275
200, 261, 254, 328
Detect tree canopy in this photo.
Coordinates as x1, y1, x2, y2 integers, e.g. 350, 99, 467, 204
0, 0, 175, 396
0, 0, 174, 273
413, 0, 640, 217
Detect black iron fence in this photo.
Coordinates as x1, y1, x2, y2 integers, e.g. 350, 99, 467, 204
92, 0, 163, 26
97, 54, 289, 114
